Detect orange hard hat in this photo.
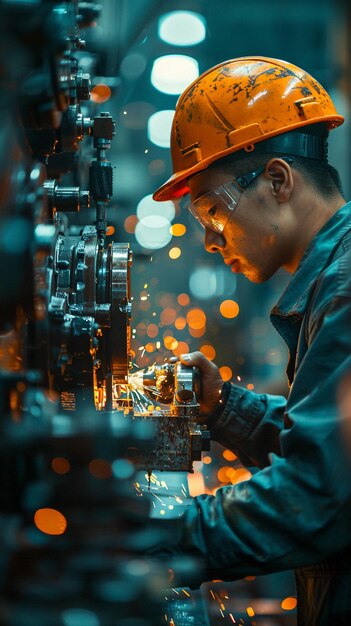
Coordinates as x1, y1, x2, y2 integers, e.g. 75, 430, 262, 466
153, 56, 344, 201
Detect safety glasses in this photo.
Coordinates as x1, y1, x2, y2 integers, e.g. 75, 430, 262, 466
187, 158, 292, 233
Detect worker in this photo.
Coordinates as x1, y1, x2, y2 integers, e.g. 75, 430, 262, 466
152, 57, 351, 625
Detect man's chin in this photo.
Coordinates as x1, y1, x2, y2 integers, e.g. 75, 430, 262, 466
243, 267, 272, 284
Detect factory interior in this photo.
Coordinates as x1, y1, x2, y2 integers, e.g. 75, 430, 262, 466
1, 0, 351, 624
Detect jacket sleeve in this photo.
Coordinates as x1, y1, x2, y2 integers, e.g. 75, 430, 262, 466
207, 384, 287, 468
176, 283, 351, 583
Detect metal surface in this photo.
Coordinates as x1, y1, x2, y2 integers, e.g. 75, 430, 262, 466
138, 363, 210, 472
111, 242, 132, 381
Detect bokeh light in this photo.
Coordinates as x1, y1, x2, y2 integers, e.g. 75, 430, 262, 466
220, 300, 240, 318
51, 457, 70, 475
151, 55, 199, 95
281, 597, 297, 611
89, 459, 112, 479
158, 11, 206, 46
164, 336, 178, 350
200, 344, 216, 360
186, 308, 206, 329
170, 223, 186, 236
147, 323, 158, 338
160, 307, 177, 325
90, 83, 111, 103
219, 365, 232, 381
169, 247, 181, 259
189, 267, 217, 299
175, 316, 186, 330
190, 267, 237, 300
135, 216, 172, 250
34, 508, 67, 536
136, 194, 175, 221
148, 110, 174, 147
172, 340, 189, 357
178, 293, 190, 306
223, 449, 237, 461
124, 215, 138, 234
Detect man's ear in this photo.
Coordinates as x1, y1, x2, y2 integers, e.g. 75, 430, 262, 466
264, 158, 294, 203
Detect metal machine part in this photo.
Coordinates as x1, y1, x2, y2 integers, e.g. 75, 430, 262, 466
46, 228, 132, 411
43, 180, 90, 213
133, 363, 210, 472
142, 362, 201, 413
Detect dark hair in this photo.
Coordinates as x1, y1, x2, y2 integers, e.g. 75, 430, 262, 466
209, 124, 344, 198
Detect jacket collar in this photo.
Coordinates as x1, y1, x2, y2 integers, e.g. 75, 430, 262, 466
271, 202, 351, 319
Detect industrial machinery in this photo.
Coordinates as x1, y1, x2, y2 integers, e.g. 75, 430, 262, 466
0, 1, 208, 624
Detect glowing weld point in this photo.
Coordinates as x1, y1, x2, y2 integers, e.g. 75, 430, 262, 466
140, 296, 148, 301
171, 588, 180, 594
123, 110, 127, 115
229, 614, 236, 623
237, 375, 241, 381
182, 589, 190, 597
144, 149, 149, 153
210, 589, 216, 600
144, 283, 148, 288
220, 609, 225, 618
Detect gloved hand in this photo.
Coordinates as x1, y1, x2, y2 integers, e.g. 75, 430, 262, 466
177, 351, 226, 417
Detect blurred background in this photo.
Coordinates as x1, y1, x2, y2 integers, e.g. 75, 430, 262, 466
51, 1, 351, 622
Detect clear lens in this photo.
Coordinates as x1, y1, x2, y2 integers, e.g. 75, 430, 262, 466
187, 182, 242, 233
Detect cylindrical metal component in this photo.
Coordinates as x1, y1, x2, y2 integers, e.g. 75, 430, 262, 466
76, 70, 91, 101
89, 160, 113, 201
44, 181, 90, 212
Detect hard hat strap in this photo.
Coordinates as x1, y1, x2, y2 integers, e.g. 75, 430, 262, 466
253, 132, 328, 162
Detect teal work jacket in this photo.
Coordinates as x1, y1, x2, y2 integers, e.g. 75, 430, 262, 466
179, 202, 351, 626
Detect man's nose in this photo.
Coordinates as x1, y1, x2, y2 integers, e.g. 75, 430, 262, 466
204, 227, 225, 253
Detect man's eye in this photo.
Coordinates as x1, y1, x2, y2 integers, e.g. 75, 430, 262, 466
208, 205, 218, 217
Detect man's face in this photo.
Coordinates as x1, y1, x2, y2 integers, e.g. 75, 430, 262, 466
187, 163, 295, 283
